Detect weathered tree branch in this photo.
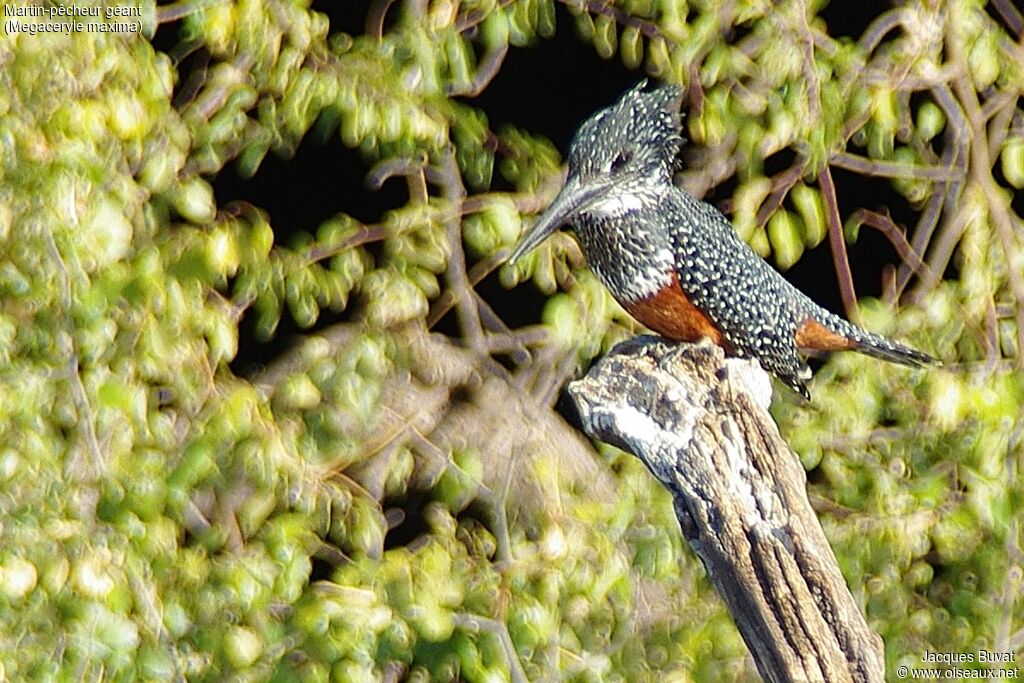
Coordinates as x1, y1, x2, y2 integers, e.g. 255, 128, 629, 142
567, 338, 885, 683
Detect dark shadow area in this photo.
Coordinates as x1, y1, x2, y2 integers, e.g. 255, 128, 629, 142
554, 388, 585, 434
819, 0, 882, 40
311, 0, 369, 38
383, 493, 431, 551
213, 130, 409, 240
308, 555, 336, 582
148, 12, 180, 56
468, 3, 639, 151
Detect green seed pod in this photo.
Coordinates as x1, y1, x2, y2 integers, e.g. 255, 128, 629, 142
160, 602, 192, 638
207, 226, 240, 278
344, 496, 386, 559
445, 35, 474, 93
70, 551, 116, 600
289, 290, 320, 329
1000, 137, 1024, 189
411, 602, 455, 643
620, 24, 644, 69
915, 101, 945, 142
363, 267, 429, 327
275, 373, 321, 412
138, 645, 175, 679
701, 43, 730, 85
128, 466, 168, 523
108, 91, 147, 141
237, 139, 271, 178
543, 293, 581, 348
481, 9, 509, 50
168, 441, 218, 501
537, 0, 555, 37
0, 556, 37, 600
647, 36, 670, 77
223, 625, 263, 669
453, 631, 485, 678
169, 177, 216, 225
573, 9, 595, 42
384, 447, 415, 499
732, 177, 773, 242
700, 98, 727, 147
868, 88, 897, 159
141, 516, 178, 559
789, 183, 827, 247
593, 14, 617, 59
93, 604, 141, 652
42, 555, 70, 595
203, 2, 237, 56
927, 372, 963, 430
140, 137, 186, 192
749, 227, 771, 257
434, 459, 479, 513
967, 31, 1000, 89
332, 659, 376, 681
508, 0, 536, 47
238, 491, 278, 539
254, 289, 281, 341
891, 146, 932, 204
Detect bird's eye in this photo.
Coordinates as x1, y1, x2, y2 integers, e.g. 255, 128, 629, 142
609, 150, 632, 173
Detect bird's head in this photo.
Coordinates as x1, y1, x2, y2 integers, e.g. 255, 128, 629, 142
508, 81, 684, 263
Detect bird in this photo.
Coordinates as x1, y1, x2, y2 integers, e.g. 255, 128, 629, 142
508, 81, 935, 399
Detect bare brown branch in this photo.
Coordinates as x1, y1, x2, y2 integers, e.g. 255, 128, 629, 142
820, 167, 860, 322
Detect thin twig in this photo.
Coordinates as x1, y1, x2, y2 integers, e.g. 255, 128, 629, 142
304, 223, 388, 265
858, 8, 909, 54
820, 166, 860, 321
426, 250, 507, 330
437, 149, 486, 355
910, 83, 970, 297
448, 45, 509, 98
366, 155, 430, 203
947, 13, 1024, 364
472, 292, 531, 364
892, 187, 945, 301
849, 209, 937, 285
365, 0, 399, 39
482, 326, 551, 356
831, 151, 959, 181
894, 114, 963, 300
753, 163, 805, 230
986, 92, 1018, 161
156, 0, 222, 25
989, 0, 1024, 38
461, 192, 549, 216
920, 205, 969, 295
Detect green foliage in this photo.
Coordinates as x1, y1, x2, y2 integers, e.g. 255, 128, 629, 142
1, 0, 1022, 680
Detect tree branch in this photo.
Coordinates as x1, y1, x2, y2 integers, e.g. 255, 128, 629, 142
567, 338, 885, 683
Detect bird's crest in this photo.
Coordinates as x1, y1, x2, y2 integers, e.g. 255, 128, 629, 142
567, 80, 685, 179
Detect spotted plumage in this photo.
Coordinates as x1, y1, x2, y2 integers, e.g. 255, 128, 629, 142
509, 81, 935, 399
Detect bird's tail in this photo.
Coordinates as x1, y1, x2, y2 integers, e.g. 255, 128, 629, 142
808, 306, 937, 367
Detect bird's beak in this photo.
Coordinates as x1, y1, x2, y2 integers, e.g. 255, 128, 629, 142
508, 177, 605, 263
